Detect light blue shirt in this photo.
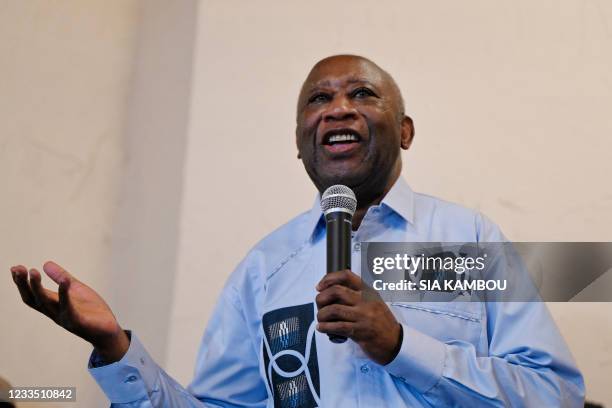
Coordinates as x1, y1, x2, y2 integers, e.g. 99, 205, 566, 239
89, 178, 585, 407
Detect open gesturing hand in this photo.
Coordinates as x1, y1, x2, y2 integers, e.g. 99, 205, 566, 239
10, 261, 129, 363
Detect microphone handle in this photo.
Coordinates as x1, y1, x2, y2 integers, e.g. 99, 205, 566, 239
325, 211, 352, 344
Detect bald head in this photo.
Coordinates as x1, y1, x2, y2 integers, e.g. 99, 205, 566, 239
298, 55, 405, 122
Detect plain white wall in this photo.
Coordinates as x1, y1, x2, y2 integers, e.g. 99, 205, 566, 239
167, 0, 612, 405
1, 2, 198, 407
0, 1, 141, 407
109, 0, 198, 366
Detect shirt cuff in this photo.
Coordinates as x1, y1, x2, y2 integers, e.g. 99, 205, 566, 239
88, 331, 160, 404
383, 324, 446, 393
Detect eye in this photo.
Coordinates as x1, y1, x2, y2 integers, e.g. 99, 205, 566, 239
351, 87, 376, 98
308, 92, 331, 104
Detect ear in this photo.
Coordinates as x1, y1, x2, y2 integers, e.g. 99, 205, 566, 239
400, 115, 414, 150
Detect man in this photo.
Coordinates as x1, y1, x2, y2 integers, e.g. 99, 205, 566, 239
11, 55, 584, 407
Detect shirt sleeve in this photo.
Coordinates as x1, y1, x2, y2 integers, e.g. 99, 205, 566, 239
384, 301, 585, 407
383, 213, 585, 407
89, 332, 206, 406
88, 259, 268, 407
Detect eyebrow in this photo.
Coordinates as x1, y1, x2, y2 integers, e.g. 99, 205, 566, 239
307, 78, 377, 92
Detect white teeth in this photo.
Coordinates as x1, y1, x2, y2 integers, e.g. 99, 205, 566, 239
328, 134, 358, 143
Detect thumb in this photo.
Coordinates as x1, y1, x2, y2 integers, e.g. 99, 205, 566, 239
43, 261, 74, 285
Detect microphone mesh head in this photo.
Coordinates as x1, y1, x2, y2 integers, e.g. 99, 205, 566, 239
320, 185, 357, 215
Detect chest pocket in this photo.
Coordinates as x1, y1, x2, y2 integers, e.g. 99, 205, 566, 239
390, 302, 484, 347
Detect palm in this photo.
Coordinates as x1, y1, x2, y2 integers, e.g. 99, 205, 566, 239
58, 280, 119, 342
11, 261, 123, 350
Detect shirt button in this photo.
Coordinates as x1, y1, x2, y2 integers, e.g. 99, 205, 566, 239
140, 357, 145, 366
125, 375, 139, 383
360, 364, 370, 374
353, 243, 361, 252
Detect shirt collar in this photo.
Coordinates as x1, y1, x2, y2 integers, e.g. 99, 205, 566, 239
304, 177, 415, 240
305, 194, 325, 242
380, 176, 415, 225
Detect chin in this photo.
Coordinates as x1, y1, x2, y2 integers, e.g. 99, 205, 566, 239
319, 168, 370, 190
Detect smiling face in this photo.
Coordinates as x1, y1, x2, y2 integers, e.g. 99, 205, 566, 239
296, 55, 413, 206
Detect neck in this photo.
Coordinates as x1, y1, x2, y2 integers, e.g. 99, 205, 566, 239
351, 171, 401, 231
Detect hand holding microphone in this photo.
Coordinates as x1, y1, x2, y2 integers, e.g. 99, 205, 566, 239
316, 185, 403, 364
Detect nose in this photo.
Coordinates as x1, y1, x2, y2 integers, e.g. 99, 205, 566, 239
322, 95, 358, 122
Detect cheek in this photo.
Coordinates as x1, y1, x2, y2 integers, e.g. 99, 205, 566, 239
296, 132, 315, 156
304, 107, 327, 129
371, 113, 402, 145
360, 106, 393, 130
297, 115, 321, 145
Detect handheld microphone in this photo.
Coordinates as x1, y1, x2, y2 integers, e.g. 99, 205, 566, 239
320, 185, 357, 344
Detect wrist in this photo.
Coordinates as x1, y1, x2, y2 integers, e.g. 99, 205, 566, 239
94, 329, 130, 363
382, 323, 403, 365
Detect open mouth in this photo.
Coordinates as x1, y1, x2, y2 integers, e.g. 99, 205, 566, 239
321, 129, 363, 155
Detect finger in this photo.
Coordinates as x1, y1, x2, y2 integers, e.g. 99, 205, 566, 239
316, 269, 361, 292
316, 321, 355, 338
28, 268, 59, 317
43, 261, 75, 285
58, 278, 71, 311
12, 265, 37, 306
10, 265, 28, 275
10, 264, 28, 284
315, 284, 360, 309
29, 268, 60, 302
317, 304, 358, 323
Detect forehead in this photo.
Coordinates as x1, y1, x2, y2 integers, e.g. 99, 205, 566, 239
303, 57, 387, 91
